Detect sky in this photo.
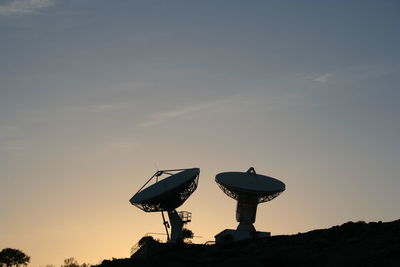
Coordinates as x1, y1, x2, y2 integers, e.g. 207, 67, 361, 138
1, 0, 399, 266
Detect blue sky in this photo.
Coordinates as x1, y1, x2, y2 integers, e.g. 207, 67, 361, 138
1, 0, 399, 266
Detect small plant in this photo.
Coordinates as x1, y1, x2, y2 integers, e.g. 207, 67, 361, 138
182, 228, 194, 241
138, 236, 157, 246
61, 258, 79, 267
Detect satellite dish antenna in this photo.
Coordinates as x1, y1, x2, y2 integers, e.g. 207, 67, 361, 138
215, 167, 285, 242
130, 168, 199, 243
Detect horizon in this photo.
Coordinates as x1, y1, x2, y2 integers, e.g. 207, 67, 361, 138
1, 0, 400, 266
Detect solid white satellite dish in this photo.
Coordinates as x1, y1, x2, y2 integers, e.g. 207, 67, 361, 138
130, 168, 200, 243
215, 167, 285, 241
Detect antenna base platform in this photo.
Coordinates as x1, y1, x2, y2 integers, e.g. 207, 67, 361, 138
214, 229, 270, 244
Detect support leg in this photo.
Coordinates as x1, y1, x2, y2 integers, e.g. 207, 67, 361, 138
167, 210, 184, 243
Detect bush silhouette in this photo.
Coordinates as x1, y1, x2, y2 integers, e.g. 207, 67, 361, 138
62, 257, 80, 267
182, 228, 194, 242
0, 248, 30, 267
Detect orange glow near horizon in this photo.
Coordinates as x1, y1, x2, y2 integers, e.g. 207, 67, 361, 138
2, 160, 396, 266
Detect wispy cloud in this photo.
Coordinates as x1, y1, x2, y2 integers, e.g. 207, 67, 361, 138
0, 124, 18, 139
139, 98, 233, 128
0, 0, 55, 16
313, 72, 335, 83
2, 142, 28, 151
86, 103, 127, 113
104, 140, 139, 151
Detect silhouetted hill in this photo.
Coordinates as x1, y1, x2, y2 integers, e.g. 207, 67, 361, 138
95, 219, 400, 267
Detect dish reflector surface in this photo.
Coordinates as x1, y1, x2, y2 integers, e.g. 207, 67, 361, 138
216, 170, 285, 203
130, 168, 199, 212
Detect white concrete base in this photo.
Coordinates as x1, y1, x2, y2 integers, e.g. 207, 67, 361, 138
215, 229, 270, 244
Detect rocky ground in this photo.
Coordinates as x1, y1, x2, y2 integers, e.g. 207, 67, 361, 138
95, 219, 400, 267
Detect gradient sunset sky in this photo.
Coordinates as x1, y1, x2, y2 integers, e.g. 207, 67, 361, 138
1, 0, 400, 266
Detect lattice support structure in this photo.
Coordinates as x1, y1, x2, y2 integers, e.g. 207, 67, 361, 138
216, 183, 283, 203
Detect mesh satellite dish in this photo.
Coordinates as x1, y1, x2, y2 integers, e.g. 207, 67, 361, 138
215, 167, 285, 242
130, 168, 199, 243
